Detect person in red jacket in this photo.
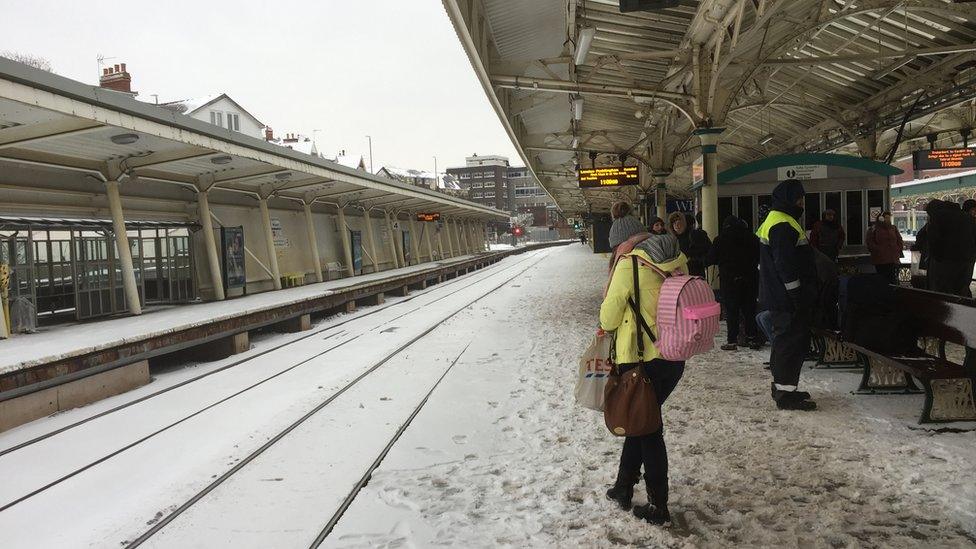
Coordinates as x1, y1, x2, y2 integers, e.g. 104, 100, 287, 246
866, 211, 904, 285
809, 209, 845, 261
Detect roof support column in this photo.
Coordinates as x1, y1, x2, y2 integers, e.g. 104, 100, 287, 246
258, 196, 282, 290
384, 211, 401, 269
694, 128, 725, 241
361, 208, 381, 273
105, 179, 142, 315
423, 222, 434, 262
440, 221, 451, 259
408, 216, 422, 265
196, 189, 225, 300
654, 173, 670, 221
393, 213, 407, 267
303, 201, 323, 283
336, 205, 355, 278
458, 219, 470, 255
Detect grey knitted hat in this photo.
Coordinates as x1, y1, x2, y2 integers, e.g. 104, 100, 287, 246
608, 215, 646, 249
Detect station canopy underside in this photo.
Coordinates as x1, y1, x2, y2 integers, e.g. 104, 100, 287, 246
444, 0, 976, 214
0, 58, 508, 222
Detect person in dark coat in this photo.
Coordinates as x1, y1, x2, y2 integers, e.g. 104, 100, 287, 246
668, 211, 711, 276
706, 215, 761, 350
757, 179, 819, 411
809, 209, 845, 261
924, 199, 976, 297
866, 211, 904, 285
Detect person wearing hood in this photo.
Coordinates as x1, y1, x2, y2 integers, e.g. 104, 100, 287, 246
809, 209, 845, 261
668, 211, 711, 276
607, 202, 650, 274
866, 211, 904, 285
600, 220, 687, 526
757, 179, 818, 411
706, 215, 761, 350
648, 216, 667, 235
924, 199, 976, 297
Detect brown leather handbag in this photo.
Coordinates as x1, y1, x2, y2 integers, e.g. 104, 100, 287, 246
603, 256, 662, 437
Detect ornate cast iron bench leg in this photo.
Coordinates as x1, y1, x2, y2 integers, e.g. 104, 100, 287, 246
854, 352, 922, 394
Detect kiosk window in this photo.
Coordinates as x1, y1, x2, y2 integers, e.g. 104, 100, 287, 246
758, 195, 772, 223
825, 192, 842, 218
846, 191, 864, 246
737, 196, 754, 230
804, 193, 821, 231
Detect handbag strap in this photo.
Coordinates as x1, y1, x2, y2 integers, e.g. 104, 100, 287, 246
627, 255, 657, 358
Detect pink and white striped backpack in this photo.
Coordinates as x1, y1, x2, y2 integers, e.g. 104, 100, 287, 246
636, 256, 720, 361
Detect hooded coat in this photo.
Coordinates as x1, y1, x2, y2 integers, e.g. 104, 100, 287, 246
600, 242, 688, 364
924, 199, 976, 262
809, 210, 845, 259
866, 218, 904, 265
757, 180, 818, 313
706, 215, 760, 280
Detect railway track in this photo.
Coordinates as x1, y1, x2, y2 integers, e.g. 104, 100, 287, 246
124, 248, 548, 546
0, 248, 552, 542
0, 249, 544, 459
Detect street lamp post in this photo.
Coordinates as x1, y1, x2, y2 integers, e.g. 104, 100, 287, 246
366, 135, 374, 173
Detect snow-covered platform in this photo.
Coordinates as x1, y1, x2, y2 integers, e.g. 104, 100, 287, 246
1, 244, 973, 548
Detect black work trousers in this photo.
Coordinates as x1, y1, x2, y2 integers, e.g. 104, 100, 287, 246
874, 263, 899, 286
768, 310, 810, 393
721, 274, 758, 344
928, 259, 973, 298
618, 359, 685, 491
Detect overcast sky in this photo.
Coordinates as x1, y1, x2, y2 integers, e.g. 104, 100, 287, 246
0, 0, 521, 172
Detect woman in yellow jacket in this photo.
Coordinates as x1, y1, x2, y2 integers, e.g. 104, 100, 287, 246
601, 217, 687, 526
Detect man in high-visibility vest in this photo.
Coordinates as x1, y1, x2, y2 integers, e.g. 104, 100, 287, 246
756, 179, 818, 411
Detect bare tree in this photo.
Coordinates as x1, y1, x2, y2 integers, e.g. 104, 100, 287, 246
0, 51, 53, 72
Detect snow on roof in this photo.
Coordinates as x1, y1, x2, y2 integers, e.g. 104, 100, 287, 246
269, 134, 318, 157
158, 94, 221, 115
379, 166, 438, 180
439, 175, 462, 191
334, 152, 364, 170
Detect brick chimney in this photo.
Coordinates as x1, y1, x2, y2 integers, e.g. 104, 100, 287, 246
99, 63, 136, 95
265, 126, 274, 141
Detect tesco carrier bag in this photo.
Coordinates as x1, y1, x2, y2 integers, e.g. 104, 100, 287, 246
574, 332, 613, 411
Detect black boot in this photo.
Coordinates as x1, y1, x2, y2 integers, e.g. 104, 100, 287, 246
633, 481, 670, 525
606, 467, 639, 510
770, 382, 811, 401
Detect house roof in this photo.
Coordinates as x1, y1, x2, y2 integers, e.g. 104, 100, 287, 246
158, 93, 265, 127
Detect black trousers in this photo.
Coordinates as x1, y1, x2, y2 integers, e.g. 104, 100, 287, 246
928, 259, 973, 298
618, 359, 685, 489
721, 275, 758, 344
768, 310, 810, 392
874, 263, 899, 286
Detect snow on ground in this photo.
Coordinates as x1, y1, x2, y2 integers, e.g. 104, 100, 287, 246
328, 244, 976, 548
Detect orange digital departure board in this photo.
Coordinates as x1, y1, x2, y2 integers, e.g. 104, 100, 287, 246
578, 166, 639, 188
913, 148, 976, 170
416, 212, 441, 222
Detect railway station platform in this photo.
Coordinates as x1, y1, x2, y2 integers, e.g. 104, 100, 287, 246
0, 243, 973, 548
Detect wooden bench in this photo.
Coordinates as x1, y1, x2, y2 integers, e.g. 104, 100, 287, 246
846, 286, 976, 423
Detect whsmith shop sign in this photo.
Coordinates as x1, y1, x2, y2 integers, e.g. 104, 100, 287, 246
578, 166, 639, 188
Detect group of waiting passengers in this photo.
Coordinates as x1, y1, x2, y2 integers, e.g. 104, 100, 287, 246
593, 180, 976, 527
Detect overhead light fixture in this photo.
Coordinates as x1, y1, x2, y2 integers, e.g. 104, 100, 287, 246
210, 155, 233, 165
871, 54, 916, 80
274, 172, 292, 180
110, 133, 139, 145
572, 96, 584, 121
571, 136, 579, 149
618, 152, 629, 164
759, 133, 775, 146
574, 26, 596, 65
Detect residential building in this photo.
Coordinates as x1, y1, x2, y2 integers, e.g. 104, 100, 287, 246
158, 93, 265, 139
447, 154, 512, 213
265, 129, 319, 157
333, 150, 367, 171
376, 166, 463, 196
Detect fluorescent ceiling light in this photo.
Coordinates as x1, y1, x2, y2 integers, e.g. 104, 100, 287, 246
759, 133, 775, 145
210, 155, 233, 165
575, 27, 596, 65
571, 137, 579, 149
110, 133, 139, 145
572, 96, 584, 121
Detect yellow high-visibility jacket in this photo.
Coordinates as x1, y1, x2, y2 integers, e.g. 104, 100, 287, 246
600, 249, 688, 364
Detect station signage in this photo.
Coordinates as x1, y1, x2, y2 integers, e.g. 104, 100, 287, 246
777, 165, 827, 181
578, 166, 639, 188
416, 212, 441, 222
913, 148, 976, 170
691, 156, 704, 188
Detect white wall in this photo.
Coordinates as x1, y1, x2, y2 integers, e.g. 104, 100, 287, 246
189, 97, 264, 139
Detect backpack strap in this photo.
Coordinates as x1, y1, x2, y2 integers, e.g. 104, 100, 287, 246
627, 255, 657, 351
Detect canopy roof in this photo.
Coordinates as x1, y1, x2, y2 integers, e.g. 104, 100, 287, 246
0, 58, 508, 221
443, 0, 976, 215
